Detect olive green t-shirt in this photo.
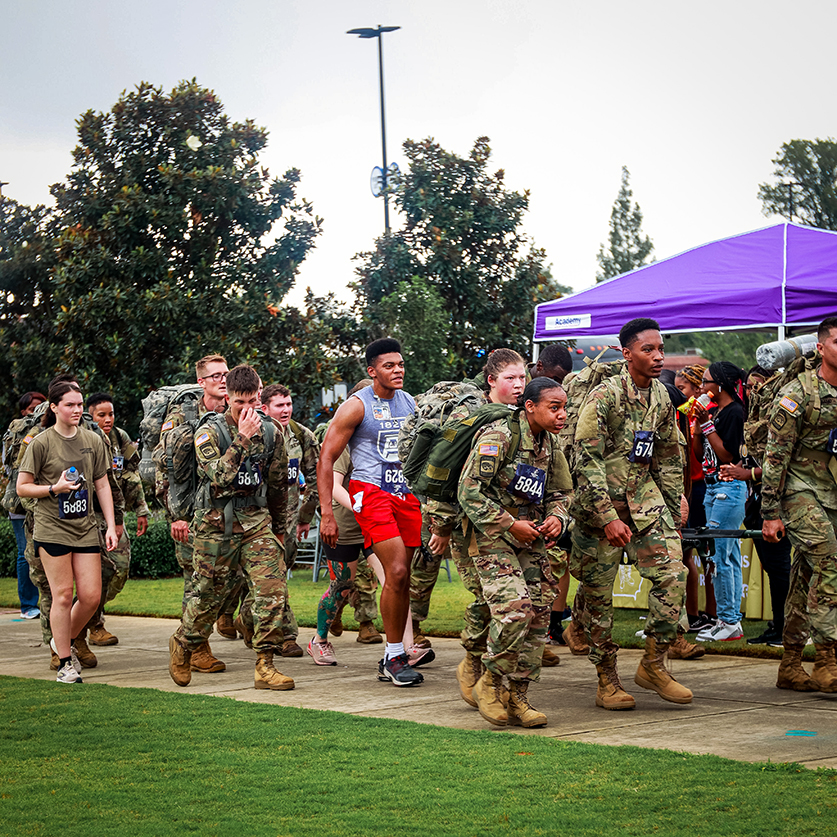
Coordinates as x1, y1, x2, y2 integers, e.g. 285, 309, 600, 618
19, 425, 110, 547
333, 447, 363, 545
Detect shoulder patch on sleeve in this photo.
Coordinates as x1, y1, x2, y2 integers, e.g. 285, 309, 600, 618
771, 410, 788, 431
161, 420, 174, 433
23, 434, 34, 445
779, 396, 799, 414
575, 403, 599, 442
478, 443, 499, 456
196, 432, 210, 445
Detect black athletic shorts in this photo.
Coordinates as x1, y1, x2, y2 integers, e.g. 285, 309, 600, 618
322, 542, 374, 564
34, 541, 101, 557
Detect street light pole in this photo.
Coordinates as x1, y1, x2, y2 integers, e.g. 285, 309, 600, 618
347, 25, 400, 235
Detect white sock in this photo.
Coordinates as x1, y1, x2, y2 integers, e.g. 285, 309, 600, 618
385, 642, 405, 662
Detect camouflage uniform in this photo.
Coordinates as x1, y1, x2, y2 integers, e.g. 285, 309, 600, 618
409, 515, 447, 623
155, 398, 213, 612
426, 395, 492, 654
761, 371, 837, 646
570, 367, 685, 666
174, 412, 289, 653
18, 411, 125, 645
458, 414, 572, 681
351, 556, 379, 622
89, 425, 150, 628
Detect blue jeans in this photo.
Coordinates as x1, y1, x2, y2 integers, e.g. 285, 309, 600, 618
12, 517, 39, 612
703, 479, 747, 624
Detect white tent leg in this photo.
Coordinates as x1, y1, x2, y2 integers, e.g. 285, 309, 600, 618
532, 343, 540, 363
778, 326, 786, 341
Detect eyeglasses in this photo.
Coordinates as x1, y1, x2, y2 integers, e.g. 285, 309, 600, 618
701, 377, 716, 385
201, 372, 229, 382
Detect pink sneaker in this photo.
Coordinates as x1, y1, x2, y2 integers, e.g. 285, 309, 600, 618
407, 644, 436, 668
307, 636, 338, 666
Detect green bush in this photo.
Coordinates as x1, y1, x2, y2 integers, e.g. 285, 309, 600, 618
0, 517, 18, 577
125, 513, 179, 579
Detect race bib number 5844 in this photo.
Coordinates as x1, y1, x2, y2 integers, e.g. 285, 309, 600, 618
510, 464, 546, 504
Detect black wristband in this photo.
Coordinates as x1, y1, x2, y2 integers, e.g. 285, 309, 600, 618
48, 485, 56, 498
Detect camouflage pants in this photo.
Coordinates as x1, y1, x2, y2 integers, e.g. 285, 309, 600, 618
469, 527, 551, 682
451, 521, 491, 654
351, 556, 379, 623
24, 513, 52, 645
572, 519, 685, 666
410, 515, 447, 623
176, 520, 287, 653
780, 493, 837, 646
174, 533, 201, 614
91, 515, 130, 629
220, 571, 248, 619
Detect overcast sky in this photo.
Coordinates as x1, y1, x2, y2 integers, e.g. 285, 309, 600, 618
3, 1, 834, 309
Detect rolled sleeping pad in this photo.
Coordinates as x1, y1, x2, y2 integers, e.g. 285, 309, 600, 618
756, 333, 818, 371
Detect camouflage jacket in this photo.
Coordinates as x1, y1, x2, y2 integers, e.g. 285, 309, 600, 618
16, 412, 125, 525
457, 415, 572, 545
571, 366, 682, 533
194, 411, 288, 536
761, 373, 837, 517
107, 426, 149, 517
283, 420, 320, 533
425, 394, 488, 537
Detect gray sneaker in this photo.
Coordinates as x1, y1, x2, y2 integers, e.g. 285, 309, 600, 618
307, 636, 338, 666
50, 638, 82, 674
56, 661, 82, 684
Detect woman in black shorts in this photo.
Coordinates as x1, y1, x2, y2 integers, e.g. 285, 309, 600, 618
17, 381, 117, 683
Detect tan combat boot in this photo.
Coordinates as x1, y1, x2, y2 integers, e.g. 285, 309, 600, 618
776, 644, 818, 691
280, 638, 304, 658
234, 614, 253, 649
507, 680, 548, 727
634, 637, 693, 704
169, 635, 192, 686
72, 630, 98, 668
50, 650, 60, 671
216, 614, 237, 640
595, 659, 636, 710
357, 620, 383, 644
255, 652, 295, 691
190, 640, 226, 672
330, 598, 346, 637
563, 618, 589, 656
541, 646, 561, 667
88, 625, 119, 646
667, 632, 706, 660
811, 643, 837, 693
471, 669, 508, 726
413, 619, 431, 649
456, 652, 485, 707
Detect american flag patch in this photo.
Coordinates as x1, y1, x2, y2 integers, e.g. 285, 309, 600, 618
779, 396, 799, 414
479, 443, 499, 456
23, 434, 34, 445
196, 432, 210, 445
161, 420, 174, 432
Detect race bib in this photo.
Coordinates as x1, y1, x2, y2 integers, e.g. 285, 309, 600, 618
828, 428, 837, 455
112, 454, 124, 474
628, 430, 655, 464
59, 488, 89, 520
235, 459, 262, 489
381, 462, 408, 495
509, 463, 546, 504
287, 457, 300, 486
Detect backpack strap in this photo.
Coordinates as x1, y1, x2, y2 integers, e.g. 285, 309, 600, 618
288, 418, 305, 450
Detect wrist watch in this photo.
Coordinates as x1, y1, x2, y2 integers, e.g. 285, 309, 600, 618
48, 485, 56, 498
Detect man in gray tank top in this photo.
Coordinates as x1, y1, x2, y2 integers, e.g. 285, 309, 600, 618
318, 338, 424, 686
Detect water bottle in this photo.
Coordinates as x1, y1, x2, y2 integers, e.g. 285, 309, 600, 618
298, 472, 306, 489
756, 333, 818, 371
696, 393, 713, 409
64, 466, 79, 486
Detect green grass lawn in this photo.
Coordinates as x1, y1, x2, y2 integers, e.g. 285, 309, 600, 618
0, 571, 794, 659
0, 676, 834, 837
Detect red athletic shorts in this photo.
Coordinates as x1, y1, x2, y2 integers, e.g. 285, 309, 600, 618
347, 480, 422, 549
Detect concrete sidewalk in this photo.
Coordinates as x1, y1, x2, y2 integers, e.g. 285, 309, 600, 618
3, 610, 835, 769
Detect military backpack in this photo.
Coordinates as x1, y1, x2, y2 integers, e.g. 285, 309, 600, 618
404, 403, 522, 502
139, 384, 204, 491
556, 348, 625, 470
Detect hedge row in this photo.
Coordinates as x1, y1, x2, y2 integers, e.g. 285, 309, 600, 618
0, 513, 179, 579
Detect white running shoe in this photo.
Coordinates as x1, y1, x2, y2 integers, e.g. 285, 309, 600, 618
56, 661, 82, 684
696, 620, 743, 642
50, 638, 82, 673
306, 636, 338, 666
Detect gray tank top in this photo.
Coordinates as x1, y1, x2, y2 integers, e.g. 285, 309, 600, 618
348, 385, 416, 492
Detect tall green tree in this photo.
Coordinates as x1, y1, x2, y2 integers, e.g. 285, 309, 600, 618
0, 80, 326, 431
353, 137, 568, 379
596, 166, 654, 282
377, 276, 449, 393
758, 138, 837, 229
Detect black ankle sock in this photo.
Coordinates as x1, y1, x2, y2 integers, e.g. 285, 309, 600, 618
59, 656, 71, 668
548, 611, 562, 634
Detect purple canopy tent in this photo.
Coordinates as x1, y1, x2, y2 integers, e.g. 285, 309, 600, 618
533, 223, 837, 347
